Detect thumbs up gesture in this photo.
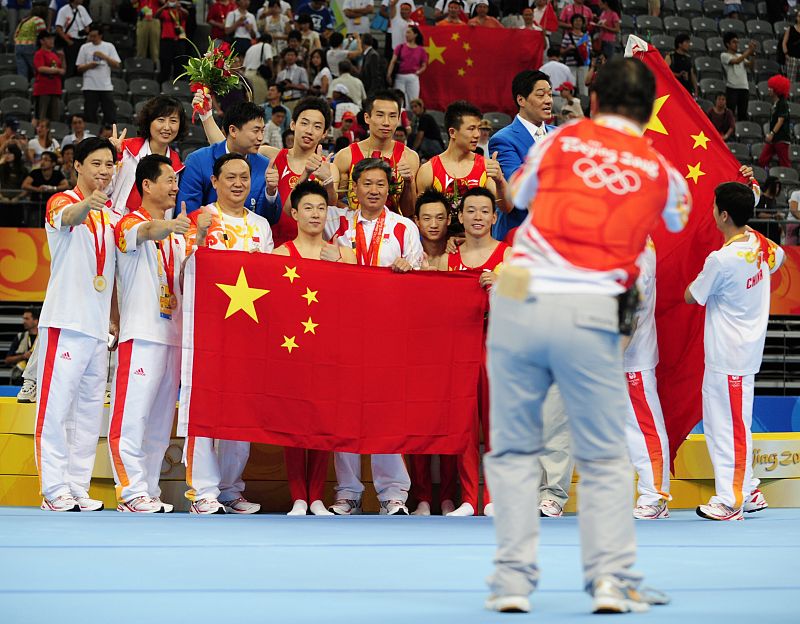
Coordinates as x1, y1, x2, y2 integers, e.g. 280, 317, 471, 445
485, 151, 504, 182
196, 204, 213, 235
170, 201, 191, 235
305, 145, 324, 175
265, 157, 279, 195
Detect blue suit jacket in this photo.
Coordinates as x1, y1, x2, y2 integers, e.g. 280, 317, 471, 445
488, 117, 556, 241
176, 141, 281, 224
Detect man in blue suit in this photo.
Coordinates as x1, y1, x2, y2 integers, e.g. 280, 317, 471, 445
177, 102, 281, 223
488, 70, 555, 241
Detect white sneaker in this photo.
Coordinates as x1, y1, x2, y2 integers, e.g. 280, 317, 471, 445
117, 496, 163, 513
744, 488, 768, 513
309, 500, 333, 516
76, 496, 104, 512
446, 502, 475, 517
485, 595, 531, 613
633, 500, 669, 519
483, 503, 494, 517
412, 501, 431, 516
152, 497, 174, 513
441, 498, 456, 515
190, 498, 225, 514
16, 379, 37, 403
592, 576, 651, 614
41, 495, 79, 512
379, 500, 409, 515
287, 500, 308, 516
221, 497, 261, 514
328, 498, 362, 515
539, 499, 563, 517
696, 502, 743, 521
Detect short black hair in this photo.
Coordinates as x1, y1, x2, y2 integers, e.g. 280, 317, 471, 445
338, 59, 353, 75
570, 13, 585, 25
761, 175, 781, 196
136, 95, 187, 142
87, 23, 102, 35
70, 113, 85, 123
592, 57, 655, 125
444, 100, 482, 132
414, 188, 450, 217
547, 46, 561, 57
674, 33, 690, 48
723, 31, 738, 46
23, 307, 40, 320
329, 31, 344, 48
293, 96, 332, 129
351, 157, 392, 183
364, 90, 402, 115
296, 13, 312, 25
511, 70, 550, 109
282, 47, 298, 58
212, 153, 250, 179
61, 143, 74, 155
362, 33, 375, 47
74, 136, 116, 164
408, 25, 423, 45
714, 181, 754, 227
135, 154, 172, 196
290, 180, 328, 210
40, 150, 58, 162
221, 101, 266, 135
287, 29, 302, 41
459, 186, 497, 212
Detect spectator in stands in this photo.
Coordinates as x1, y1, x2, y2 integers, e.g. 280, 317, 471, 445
561, 13, 590, 96
327, 32, 362, 78
410, 98, 445, 159
282, 128, 295, 148
54, 0, 92, 78
297, 0, 334, 39
0, 144, 29, 203
0, 120, 21, 155
13, 3, 47, 79
648, 0, 659, 17
4, 308, 38, 386
308, 48, 332, 97
32, 30, 65, 122
558, 81, 584, 121
469, 0, 502, 27
225, 0, 258, 57
22, 150, 68, 202
388, 25, 427, 108
135, 0, 161, 62
787, 186, 800, 244
334, 110, 358, 142
329, 60, 368, 107
264, 108, 286, 147
721, 32, 756, 121
529, 0, 556, 43
782, 11, 800, 90
27, 119, 60, 167
243, 33, 274, 104
394, 125, 408, 143
206, 0, 234, 44
723, 0, 742, 19
438, 0, 468, 25
98, 123, 113, 139
758, 74, 792, 168
590, 0, 619, 59
665, 33, 698, 97
286, 29, 307, 64
59, 142, 78, 186
433, 0, 474, 20
277, 48, 310, 106
343, 0, 374, 35
76, 24, 120, 124
584, 49, 606, 89
61, 114, 93, 148
257, 0, 289, 53
6, 0, 32, 40
360, 34, 388, 97
296, 14, 321, 56
558, 0, 592, 31
706, 92, 736, 140
752, 175, 785, 243
158, 0, 189, 83
539, 46, 573, 92
477, 118, 491, 154
263, 83, 292, 133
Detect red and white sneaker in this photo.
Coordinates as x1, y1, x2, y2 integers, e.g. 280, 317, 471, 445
41, 495, 80, 512
633, 501, 669, 520
328, 498, 362, 515
696, 502, 743, 521
744, 489, 768, 514
117, 496, 163, 513
76, 496, 104, 512
539, 499, 563, 517
151, 497, 173, 513
220, 497, 261, 514
190, 498, 225, 515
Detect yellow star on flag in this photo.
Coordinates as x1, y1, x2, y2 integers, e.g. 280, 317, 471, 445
424, 38, 446, 65
462, 42, 471, 51
216, 268, 269, 322
281, 336, 299, 354
645, 94, 670, 135
451, 32, 460, 41
301, 317, 319, 334
458, 68, 466, 77
685, 162, 706, 184
690, 130, 710, 150
283, 266, 300, 284
301, 287, 318, 306
465, 58, 473, 67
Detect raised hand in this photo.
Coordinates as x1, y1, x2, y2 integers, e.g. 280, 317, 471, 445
171, 201, 191, 234
265, 157, 280, 194
485, 151, 503, 181
320, 243, 341, 262
196, 204, 213, 234
88, 189, 109, 211
396, 158, 413, 182
305, 145, 324, 174
108, 124, 128, 152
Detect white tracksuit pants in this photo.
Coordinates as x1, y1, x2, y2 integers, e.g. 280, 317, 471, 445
334, 452, 410, 503
702, 370, 757, 509
22, 337, 39, 382
35, 327, 107, 500
108, 339, 180, 503
623, 369, 671, 506
184, 436, 251, 502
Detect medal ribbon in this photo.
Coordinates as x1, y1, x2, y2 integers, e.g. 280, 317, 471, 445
157, 234, 175, 296
355, 209, 386, 267
216, 203, 253, 250
86, 208, 106, 281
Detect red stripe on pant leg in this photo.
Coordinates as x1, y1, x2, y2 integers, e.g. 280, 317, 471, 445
408, 455, 432, 504
185, 436, 197, 498
35, 327, 62, 494
108, 340, 133, 499
727, 375, 747, 509
307, 450, 330, 503
284, 446, 308, 502
627, 372, 668, 499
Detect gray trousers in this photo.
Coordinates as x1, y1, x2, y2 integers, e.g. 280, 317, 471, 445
485, 289, 642, 597
537, 385, 573, 505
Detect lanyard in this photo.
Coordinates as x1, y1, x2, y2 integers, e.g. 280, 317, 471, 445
157, 234, 175, 295
216, 204, 252, 249
724, 233, 748, 246
354, 209, 386, 266
86, 208, 107, 289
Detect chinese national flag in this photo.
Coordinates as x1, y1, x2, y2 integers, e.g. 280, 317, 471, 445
179, 249, 488, 454
540, 2, 559, 32
625, 36, 750, 462
419, 26, 545, 115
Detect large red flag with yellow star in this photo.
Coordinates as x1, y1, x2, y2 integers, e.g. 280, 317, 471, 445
625, 35, 753, 462
178, 248, 488, 454
418, 26, 545, 115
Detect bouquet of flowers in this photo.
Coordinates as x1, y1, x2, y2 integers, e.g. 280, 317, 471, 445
175, 39, 242, 121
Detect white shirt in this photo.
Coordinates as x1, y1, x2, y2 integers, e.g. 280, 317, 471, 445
55, 3, 92, 38
788, 189, 800, 222
342, 0, 373, 34
115, 210, 188, 346
721, 51, 749, 89
61, 131, 94, 149
434, 0, 477, 15
689, 230, 785, 375
382, 0, 414, 50
516, 114, 548, 141
623, 240, 658, 373
539, 59, 573, 92
263, 120, 284, 148
39, 189, 116, 342
76, 41, 119, 91
225, 9, 258, 39
27, 137, 61, 165
243, 41, 273, 71
199, 204, 274, 253
335, 207, 423, 268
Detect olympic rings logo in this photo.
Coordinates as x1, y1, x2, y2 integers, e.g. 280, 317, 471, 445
572, 158, 642, 195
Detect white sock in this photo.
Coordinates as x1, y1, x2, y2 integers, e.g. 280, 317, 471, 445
483, 503, 494, 517
446, 502, 475, 517
309, 500, 333, 516
287, 499, 308, 516
412, 501, 431, 516
441, 499, 456, 515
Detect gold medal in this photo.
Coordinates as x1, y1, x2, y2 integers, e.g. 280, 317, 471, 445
93, 275, 107, 292
169, 294, 178, 310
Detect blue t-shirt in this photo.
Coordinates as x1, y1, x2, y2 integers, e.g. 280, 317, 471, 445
298, 5, 333, 33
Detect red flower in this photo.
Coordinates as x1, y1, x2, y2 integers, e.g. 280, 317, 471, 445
216, 42, 231, 56
214, 57, 226, 69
